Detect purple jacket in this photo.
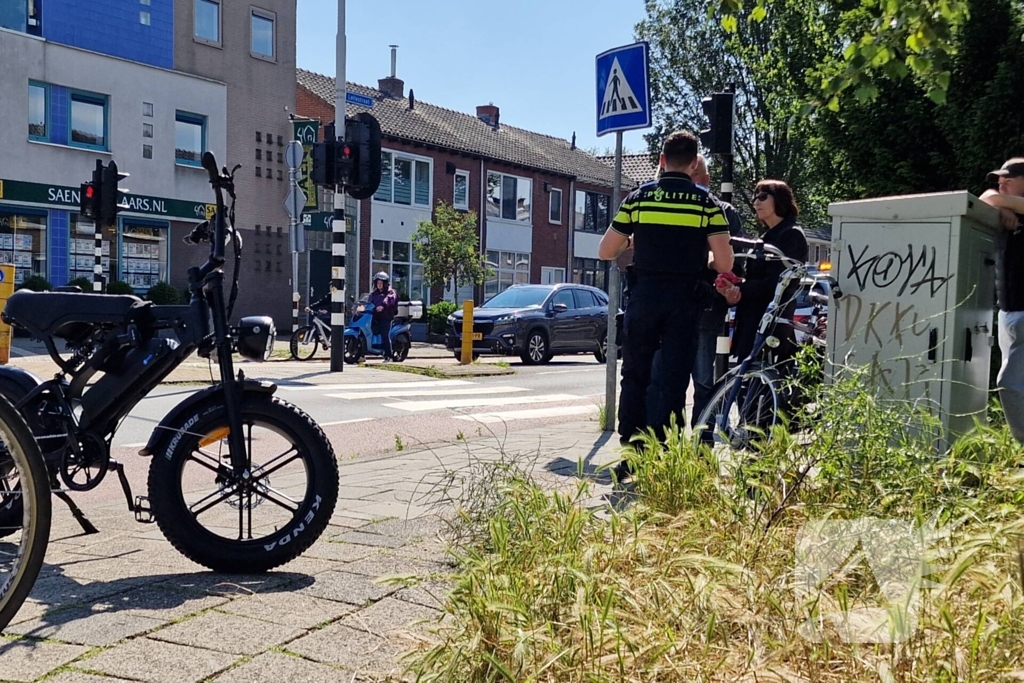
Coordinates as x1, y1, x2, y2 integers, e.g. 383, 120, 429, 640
369, 288, 398, 320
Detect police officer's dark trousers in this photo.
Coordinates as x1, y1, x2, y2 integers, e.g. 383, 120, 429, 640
618, 277, 701, 446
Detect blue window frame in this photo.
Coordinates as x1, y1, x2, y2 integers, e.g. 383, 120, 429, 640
28, 81, 48, 142
68, 90, 108, 151
174, 111, 206, 167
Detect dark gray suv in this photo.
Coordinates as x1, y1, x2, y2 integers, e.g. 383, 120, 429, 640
445, 284, 611, 364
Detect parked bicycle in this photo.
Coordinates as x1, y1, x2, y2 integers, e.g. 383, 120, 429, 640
0, 152, 340, 573
290, 308, 332, 361
0, 395, 50, 631
694, 238, 843, 453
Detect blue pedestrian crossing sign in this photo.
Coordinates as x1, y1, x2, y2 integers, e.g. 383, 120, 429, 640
596, 42, 651, 137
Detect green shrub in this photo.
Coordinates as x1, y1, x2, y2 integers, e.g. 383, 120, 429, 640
66, 277, 93, 291
17, 275, 52, 292
146, 281, 179, 305
105, 280, 135, 295
427, 300, 458, 335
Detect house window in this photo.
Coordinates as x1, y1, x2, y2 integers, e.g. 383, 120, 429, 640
143, 144, 153, 159
251, 9, 275, 59
453, 170, 469, 210
374, 152, 430, 207
174, 111, 206, 166
194, 0, 220, 44
143, 123, 153, 139
371, 239, 426, 303
28, 82, 47, 141
549, 188, 563, 224
484, 250, 530, 298
140, 10, 151, 25
572, 257, 607, 292
486, 172, 532, 223
143, 102, 154, 117
574, 190, 610, 233
69, 91, 108, 150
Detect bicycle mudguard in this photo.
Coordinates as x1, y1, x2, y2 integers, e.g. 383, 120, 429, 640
0, 366, 45, 406
137, 380, 277, 458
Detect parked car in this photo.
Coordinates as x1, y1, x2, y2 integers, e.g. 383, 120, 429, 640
446, 283, 614, 364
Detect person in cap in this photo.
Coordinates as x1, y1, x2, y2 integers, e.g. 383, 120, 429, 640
980, 158, 1024, 442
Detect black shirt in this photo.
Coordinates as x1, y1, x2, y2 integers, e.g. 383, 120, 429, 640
610, 172, 730, 277
996, 216, 1024, 312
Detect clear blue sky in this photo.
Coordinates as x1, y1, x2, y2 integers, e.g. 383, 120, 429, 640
296, 0, 651, 156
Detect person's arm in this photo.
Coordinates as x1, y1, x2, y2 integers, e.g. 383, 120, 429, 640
705, 202, 734, 274
598, 193, 636, 259
980, 190, 1023, 230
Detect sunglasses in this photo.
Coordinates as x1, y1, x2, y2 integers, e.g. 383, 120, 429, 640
754, 192, 773, 203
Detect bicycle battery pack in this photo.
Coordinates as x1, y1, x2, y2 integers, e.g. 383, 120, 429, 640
79, 337, 181, 430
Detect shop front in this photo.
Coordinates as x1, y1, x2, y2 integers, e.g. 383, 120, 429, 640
0, 178, 210, 292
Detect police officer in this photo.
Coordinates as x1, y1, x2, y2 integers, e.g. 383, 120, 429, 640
599, 131, 734, 481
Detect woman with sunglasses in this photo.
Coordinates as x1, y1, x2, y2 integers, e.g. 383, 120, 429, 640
715, 179, 809, 368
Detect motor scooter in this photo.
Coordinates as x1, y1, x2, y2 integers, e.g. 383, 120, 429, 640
342, 299, 421, 364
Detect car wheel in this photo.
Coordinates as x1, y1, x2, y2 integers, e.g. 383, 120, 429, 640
520, 330, 550, 365
595, 337, 607, 364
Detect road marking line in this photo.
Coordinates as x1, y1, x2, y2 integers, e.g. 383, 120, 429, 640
320, 418, 375, 426
538, 368, 603, 375
118, 442, 148, 448
454, 405, 598, 423
326, 387, 527, 400
278, 380, 472, 391
383, 394, 581, 412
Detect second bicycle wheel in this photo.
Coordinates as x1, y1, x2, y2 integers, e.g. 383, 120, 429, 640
695, 367, 782, 454
289, 326, 319, 361
0, 394, 51, 632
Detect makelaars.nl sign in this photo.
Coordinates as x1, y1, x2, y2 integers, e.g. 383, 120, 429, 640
0, 179, 214, 221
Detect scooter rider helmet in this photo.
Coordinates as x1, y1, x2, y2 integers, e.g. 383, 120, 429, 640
373, 271, 390, 287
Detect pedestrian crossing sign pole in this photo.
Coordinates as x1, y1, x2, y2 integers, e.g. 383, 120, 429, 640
596, 41, 652, 433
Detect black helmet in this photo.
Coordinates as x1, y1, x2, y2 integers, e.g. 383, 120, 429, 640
373, 271, 390, 286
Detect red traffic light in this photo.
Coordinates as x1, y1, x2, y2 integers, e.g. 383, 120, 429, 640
85, 186, 95, 198
342, 145, 351, 157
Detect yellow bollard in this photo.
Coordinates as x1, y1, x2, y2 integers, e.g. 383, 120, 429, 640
0, 266, 14, 365
460, 300, 474, 364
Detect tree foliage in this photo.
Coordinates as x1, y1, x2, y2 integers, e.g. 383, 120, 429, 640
410, 202, 489, 304
715, 0, 970, 107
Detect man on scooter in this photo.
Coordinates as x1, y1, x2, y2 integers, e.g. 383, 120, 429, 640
370, 272, 398, 361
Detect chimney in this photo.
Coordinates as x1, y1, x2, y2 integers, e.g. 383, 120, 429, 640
571, 132, 576, 150
408, 89, 415, 110
476, 103, 500, 130
378, 45, 404, 98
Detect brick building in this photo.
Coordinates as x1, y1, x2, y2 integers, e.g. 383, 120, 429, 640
296, 63, 626, 307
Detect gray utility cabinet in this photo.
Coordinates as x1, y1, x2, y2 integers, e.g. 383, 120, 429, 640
826, 191, 1001, 449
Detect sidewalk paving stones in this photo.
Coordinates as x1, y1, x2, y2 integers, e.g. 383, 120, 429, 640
0, 420, 622, 681
80, 637, 237, 683
211, 652, 345, 683
0, 640, 89, 683
149, 611, 306, 656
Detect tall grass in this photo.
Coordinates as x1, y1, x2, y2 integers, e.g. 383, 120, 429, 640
407, 364, 1024, 682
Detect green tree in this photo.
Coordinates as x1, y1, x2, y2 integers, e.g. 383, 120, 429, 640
637, 0, 834, 224
715, 0, 970, 106
410, 202, 489, 304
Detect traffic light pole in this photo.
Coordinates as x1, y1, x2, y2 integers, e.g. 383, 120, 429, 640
714, 84, 735, 383
603, 131, 623, 432
330, 0, 347, 373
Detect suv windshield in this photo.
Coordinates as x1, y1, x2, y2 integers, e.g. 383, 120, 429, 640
482, 287, 550, 309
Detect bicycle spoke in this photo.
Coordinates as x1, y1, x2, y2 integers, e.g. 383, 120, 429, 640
189, 484, 239, 517
249, 448, 299, 483
187, 451, 223, 475
251, 484, 301, 514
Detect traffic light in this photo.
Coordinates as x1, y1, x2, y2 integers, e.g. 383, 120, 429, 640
311, 136, 337, 187
79, 160, 128, 227
100, 160, 128, 228
308, 113, 381, 199
699, 91, 735, 156
343, 112, 381, 200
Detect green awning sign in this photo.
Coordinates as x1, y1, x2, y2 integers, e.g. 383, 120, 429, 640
0, 179, 214, 221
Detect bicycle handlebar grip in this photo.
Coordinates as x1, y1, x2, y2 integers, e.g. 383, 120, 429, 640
201, 152, 219, 184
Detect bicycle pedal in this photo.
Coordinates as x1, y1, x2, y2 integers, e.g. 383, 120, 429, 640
134, 495, 154, 524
